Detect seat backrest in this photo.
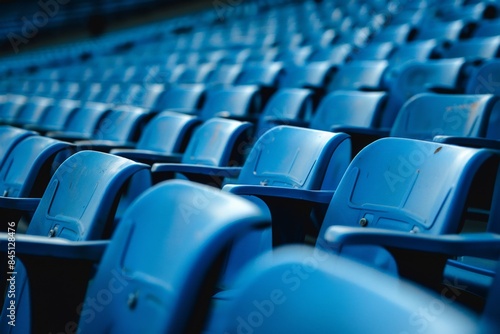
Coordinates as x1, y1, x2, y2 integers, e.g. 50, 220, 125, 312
26, 151, 149, 241
443, 36, 500, 60
307, 44, 352, 64
13, 96, 53, 127
181, 118, 252, 166
390, 93, 500, 140
0, 94, 27, 123
317, 138, 497, 249
198, 85, 261, 120
474, 18, 500, 37
78, 180, 270, 334
91, 106, 147, 143
0, 136, 72, 198
385, 59, 467, 115
34, 99, 80, 132
0, 126, 36, 169
350, 41, 395, 61
219, 245, 478, 333
256, 88, 313, 136
235, 62, 283, 87
466, 59, 500, 96
278, 61, 334, 89
327, 60, 388, 92
155, 83, 206, 112
135, 111, 199, 154
415, 19, 465, 41
388, 39, 438, 67
310, 90, 388, 130
371, 23, 414, 44
238, 126, 351, 190
61, 101, 112, 137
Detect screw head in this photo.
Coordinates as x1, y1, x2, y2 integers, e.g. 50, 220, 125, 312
359, 217, 368, 227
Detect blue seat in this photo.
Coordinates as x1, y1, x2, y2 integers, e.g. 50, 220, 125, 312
414, 19, 466, 42
370, 23, 415, 44
466, 59, 500, 96
315, 138, 499, 291
255, 88, 313, 137
197, 85, 261, 121
385, 59, 467, 117
216, 245, 479, 333
278, 62, 335, 92
0, 126, 36, 169
235, 62, 283, 87
388, 39, 438, 67
0, 151, 149, 333
154, 84, 206, 114
327, 60, 388, 92
46, 101, 112, 142
175, 63, 215, 84
73, 106, 149, 151
204, 64, 243, 86
150, 117, 253, 185
0, 180, 270, 333
309, 90, 389, 156
10, 96, 54, 128
441, 36, 500, 61
0, 136, 73, 228
23, 99, 80, 134
350, 42, 396, 61
111, 111, 200, 164
307, 44, 352, 64
474, 18, 500, 37
0, 94, 27, 125
274, 46, 314, 65
390, 93, 500, 142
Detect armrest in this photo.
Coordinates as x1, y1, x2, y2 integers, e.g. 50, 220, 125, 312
433, 136, 500, 150
0, 233, 108, 261
0, 197, 41, 212
111, 149, 183, 164
74, 140, 135, 152
330, 125, 390, 137
152, 164, 241, 178
223, 184, 334, 204
324, 226, 500, 259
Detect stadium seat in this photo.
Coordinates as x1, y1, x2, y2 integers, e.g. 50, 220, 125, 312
278, 61, 335, 93
216, 245, 479, 333
9, 96, 54, 128
111, 111, 200, 164
466, 59, 500, 95
0, 136, 73, 229
255, 88, 313, 137
0, 151, 149, 333
197, 85, 261, 121
154, 83, 206, 114
150, 117, 252, 185
72, 106, 149, 151
327, 60, 388, 92
315, 137, 499, 294
45, 101, 112, 142
23, 99, 80, 134
309, 90, 389, 156
390, 93, 500, 142
0, 179, 270, 333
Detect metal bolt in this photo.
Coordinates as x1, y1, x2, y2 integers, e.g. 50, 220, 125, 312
359, 217, 368, 227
